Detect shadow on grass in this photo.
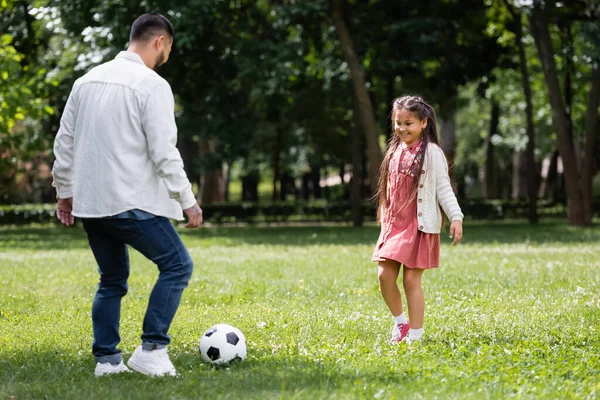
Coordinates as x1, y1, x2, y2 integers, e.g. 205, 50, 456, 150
1, 220, 598, 251
0, 350, 408, 399
0, 224, 90, 250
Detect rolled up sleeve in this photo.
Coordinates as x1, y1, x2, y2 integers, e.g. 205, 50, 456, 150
142, 83, 196, 210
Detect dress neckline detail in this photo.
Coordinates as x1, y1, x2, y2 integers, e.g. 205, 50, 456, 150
400, 139, 423, 150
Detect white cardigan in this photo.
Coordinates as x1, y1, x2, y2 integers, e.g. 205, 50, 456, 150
415, 143, 463, 233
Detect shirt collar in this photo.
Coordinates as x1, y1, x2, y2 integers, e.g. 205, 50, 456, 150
115, 51, 146, 66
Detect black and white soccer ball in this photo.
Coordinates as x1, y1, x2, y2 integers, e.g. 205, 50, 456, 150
199, 324, 247, 365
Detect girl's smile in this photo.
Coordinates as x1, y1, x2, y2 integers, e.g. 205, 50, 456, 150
394, 109, 427, 146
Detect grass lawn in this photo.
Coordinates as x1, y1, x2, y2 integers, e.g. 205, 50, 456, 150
0, 221, 598, 399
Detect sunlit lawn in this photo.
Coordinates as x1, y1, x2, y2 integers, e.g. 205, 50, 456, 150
0, 221, 598, 399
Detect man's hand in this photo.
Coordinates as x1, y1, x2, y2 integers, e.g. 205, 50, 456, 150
449, 220, 463, 246
57, 198, 75, 227
184, 203, 203, 228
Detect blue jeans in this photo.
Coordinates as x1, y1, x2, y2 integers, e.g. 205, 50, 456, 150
82, 216, 193, 364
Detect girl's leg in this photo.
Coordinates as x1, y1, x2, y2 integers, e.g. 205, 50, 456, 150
402, 267, 425, 328
377, 259, 403, 316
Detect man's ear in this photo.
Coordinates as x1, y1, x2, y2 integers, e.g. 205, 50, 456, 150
154, 35, 164, 50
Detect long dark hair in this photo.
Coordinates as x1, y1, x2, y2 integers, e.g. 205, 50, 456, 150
375, 95, 441, 221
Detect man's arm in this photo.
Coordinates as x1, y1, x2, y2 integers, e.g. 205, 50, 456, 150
52, 86, 78, 226
142, 82, 201, 227
52, 87, 77, 199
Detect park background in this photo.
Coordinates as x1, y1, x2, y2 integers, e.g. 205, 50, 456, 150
1, 0, 599, 399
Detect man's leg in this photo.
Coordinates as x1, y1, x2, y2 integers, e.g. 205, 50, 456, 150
82, 219, 130, 365
121, 216, 192, 376
126, 216, 194, 347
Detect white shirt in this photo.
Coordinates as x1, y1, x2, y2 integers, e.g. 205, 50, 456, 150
416, 143, 464, 233
52, 51, 196, 221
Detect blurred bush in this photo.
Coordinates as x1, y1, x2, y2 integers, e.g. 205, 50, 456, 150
1, 199, 598, 226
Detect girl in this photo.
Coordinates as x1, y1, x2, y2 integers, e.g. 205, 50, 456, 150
372, 95, 463, 344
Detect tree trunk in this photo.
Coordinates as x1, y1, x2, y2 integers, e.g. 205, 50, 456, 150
224, 163, 230, 202
438, 104, 457, 186
529, 2, 587, 225
351, 95, 363, 226
323, 167, 331, 201
200, 167, 227, 205
329, 0, 382, 196
539, 150, 562, 202
301, 174, 310, 200
272, 125, 282, 201
362, 133, 368, 194
279, 172, 288, 201
339, 164, 350, 200
581, 64, 600, 223
178, 134, 198, 185
562, 21, 575, 144
512, 151, 528, 199
386, 75, 395, 140
242, 173, 259, 202
515, 12, 538, 223
199, 138, 226, 205
311, 165, 322, 199
484, 100, 500, 199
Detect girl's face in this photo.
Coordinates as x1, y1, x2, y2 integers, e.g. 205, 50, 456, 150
393, 109, 427, 146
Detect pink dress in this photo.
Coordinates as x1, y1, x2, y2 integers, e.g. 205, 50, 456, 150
372, 141, 440, 269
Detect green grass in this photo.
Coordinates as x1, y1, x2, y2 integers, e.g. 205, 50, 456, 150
0, 221, 599, 399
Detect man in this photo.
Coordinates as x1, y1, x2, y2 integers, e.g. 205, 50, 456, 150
52, 13, 202, 377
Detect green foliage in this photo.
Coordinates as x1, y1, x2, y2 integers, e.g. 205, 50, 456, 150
2, 0, 598, 205
0, 222, 599, 398
0, 33, 52, 202
0, 2, 85, 203
0, 34, 48, 137
367, 0, 505, 113
456, 0, 600, 199
2, 198, 599, 225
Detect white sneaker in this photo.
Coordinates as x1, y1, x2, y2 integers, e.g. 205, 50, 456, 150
127, 345, 177, 377
95, 361, 131, 377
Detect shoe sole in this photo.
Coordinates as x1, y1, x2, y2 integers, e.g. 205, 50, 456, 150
95, 369, 131, 377
127, 357, 177, 377
95, 367, 131, 377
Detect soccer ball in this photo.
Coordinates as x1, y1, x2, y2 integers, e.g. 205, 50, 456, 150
199, 324, 247, 365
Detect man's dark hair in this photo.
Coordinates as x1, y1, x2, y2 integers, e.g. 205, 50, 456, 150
130, 13, 174, 43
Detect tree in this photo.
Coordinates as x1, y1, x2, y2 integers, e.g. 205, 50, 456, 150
529, 0, 600, 225
54, 0, 268, 204
499, 0, 539, 223
328, 0, 382, 197
350, 93, 363, 226
0, 1, 78, 203
484, 99, 501, 199
371, 0, 504, 189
